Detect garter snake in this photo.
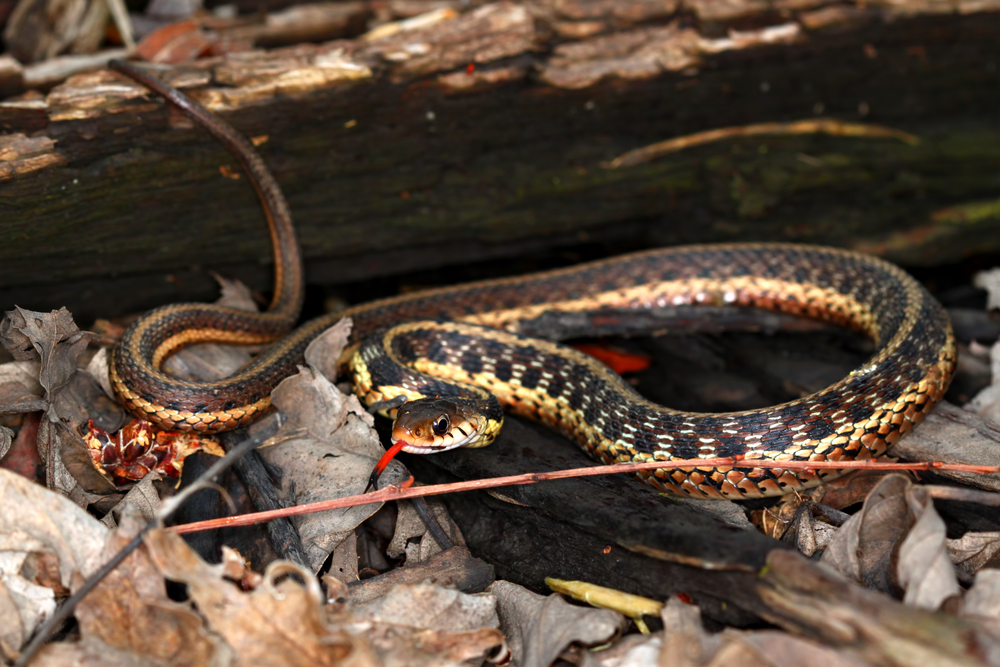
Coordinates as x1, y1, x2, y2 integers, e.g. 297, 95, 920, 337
108, 61, 956, 500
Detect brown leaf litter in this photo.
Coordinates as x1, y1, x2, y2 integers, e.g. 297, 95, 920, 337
3, 269, 1000, 665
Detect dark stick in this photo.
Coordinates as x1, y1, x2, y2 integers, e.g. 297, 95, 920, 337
221, 430, 310, 567
411, 497, 455, 551
0, 400, 49, 414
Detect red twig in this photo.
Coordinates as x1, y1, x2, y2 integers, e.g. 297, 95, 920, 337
168, 456, 1000, 534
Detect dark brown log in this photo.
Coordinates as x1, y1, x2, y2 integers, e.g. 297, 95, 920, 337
0, 1, 997, 320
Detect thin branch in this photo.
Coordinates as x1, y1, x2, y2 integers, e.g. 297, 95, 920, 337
0, 399, 49, 414
169, 456, 1000, 535
924, 485, 1000, 506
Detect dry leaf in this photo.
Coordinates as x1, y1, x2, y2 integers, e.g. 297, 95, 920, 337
0, 569, 54, 660
264, 319, 404, 572
35, 637, 169, 667
1, 412, 41, 481
656, 593, 878, 667
353, 583, 502, 667
0, 467, 106, 652
271, 317, 364, 436
0, 307, 96, 396
54, 418, 118, 496
948, 532, 1000, 576
587, 633, 661, 666
791, 508, 838, 558
365, 626, 503, 667
161, 277, 259, 382
270, 355, 361, 440
100, 472, 163, 529
963, 568, 1000, 618
71, 514, 226, 666
965, 338, 1000, 427
492, 579, 626, 667
0, 425, 12, 462
821, 474, 960, 608
136, 19, 215, 64
302, 317, 352, 383
85, 347, 115, 402
354, 582, 498, 631
762, 549, 1000, 666
659, 595, 719, 665
144, 528, 374, 666
959, 569, 1000, 664
387, 498, 465, 563
812, 469, 900, 510
0, 359, 43, 404
346, 546, 494, 605
820, 474, 912, 594
212, 274, 260, 312
897, 486, 961, 610
328, 531, 360, 583
973, 269, 1000, 312
399, 627, 504, 666
893, 402, 1000, 494
58, 362, 124, 430
659, 596, 856, 667
264, 415, 393, 571
3, 0, 109, 63
0, 308, 106, 500
162, 341, 253, 382
709, 630, 868, 667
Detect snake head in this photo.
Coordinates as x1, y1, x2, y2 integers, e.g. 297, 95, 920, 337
391, 397, 493, 453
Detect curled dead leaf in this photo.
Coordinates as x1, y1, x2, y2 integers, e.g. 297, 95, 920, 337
962, 568, 1000, 619
491, 579, 626, 667
820, 474, 913, 594
144, 528, 375, 666
948, 532, 1000, 576
264, 317, 405, 572
821, 474, 960, 609
266, 369, 406, 571
898, 486, 961, 610
0, 468, 106, 653
302, 317, 352, 384
69, 514, 225, 666
0, 307, 96, 396
387, 498, 465, 564
353, 583, 502, 667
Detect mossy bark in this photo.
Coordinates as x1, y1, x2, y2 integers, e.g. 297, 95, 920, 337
0, 1, 997, 319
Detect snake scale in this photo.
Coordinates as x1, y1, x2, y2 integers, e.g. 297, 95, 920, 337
107, 60, 956, 500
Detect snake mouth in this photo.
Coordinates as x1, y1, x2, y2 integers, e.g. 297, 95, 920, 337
390, 428, 480, 454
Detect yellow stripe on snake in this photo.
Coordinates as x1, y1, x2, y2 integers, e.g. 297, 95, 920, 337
107, 60, 956, 500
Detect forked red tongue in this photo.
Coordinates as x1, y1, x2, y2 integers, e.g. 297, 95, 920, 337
365, 438, 408, 492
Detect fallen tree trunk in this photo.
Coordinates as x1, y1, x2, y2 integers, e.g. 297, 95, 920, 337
0, 0, 997, 319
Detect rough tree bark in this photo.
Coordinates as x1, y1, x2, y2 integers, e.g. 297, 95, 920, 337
0, 0, 997, 319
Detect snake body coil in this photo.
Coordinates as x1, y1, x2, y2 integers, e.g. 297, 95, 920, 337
108, 61, 956, 499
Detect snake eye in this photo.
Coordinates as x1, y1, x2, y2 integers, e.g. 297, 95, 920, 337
431, 415, 450, 437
